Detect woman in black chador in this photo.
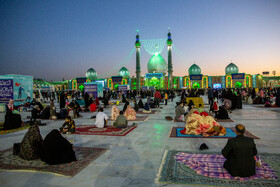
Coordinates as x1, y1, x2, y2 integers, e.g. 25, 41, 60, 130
41, 129, 76, 165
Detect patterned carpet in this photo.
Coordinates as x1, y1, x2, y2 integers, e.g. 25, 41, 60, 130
0, 124, 30, 135
136, 110, 158, 114
0, 147, 107, 177
109, 116, 149, 121
74, 125, 137, 136
169, 127, 260, 139
156, 150, 280, 186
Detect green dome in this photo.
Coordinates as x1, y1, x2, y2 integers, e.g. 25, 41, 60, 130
225, 63, 239, 75
86, 68, 97, 80
188, 64, 201, 75
119, 67, 130, 77
147, 54, 167, 75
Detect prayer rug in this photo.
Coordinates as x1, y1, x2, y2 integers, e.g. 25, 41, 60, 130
215, 118, 235, 122
169, 127, 259, 139
136, 110, 158, 114
0, 124, 30, 135
156, 150, 280, 186
109, 116, 148, 121
0, 147, 107, 177
74, 125, 137, 136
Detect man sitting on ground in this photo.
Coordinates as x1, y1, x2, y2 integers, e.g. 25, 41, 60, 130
175, 102, 185, 121
95, 107, 109, 128
222, 124, 257, 177
59, 115, 75, 134
113, 111, 127, 129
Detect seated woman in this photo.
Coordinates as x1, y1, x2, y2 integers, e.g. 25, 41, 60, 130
175, 102, 185, 121
17, 124, 43, 160
41, 129, 77, 165
143, 103, 152, 113
3, 99, 22, 130
50, 100, 57, 120
181, 110, 226, 137
111, 105, 120, 120
138, 99, 144, 109
59, 116, 75, 134
133, 100, 139, 112
124, 105, 137, 120
123, 101, 129, 112
113, 111, 127, 128
215, 106, 230, 119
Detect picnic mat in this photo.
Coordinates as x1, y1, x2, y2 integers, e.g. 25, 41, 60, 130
0, 147, 107, 177
136, 110, 158, 114
156, 150, 280, 186
169, 127, 259, 139
0, 124, 31, 135
74, 125, 137, 136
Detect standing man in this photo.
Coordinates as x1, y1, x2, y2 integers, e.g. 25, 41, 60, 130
208, 87, 213, 105
154, 90, 161, 108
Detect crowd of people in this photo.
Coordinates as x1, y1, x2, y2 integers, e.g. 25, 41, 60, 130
1, 86, 280, 178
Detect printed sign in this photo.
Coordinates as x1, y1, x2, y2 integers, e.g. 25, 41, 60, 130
119, 85, 129, 95
190, 74, 202, 80
76, 77, 87, 84
232, 73, 245, 79
84, 84, 98, 98
112, 76, 123, 83
145, 73, 163, 79
0, 79, 13, 104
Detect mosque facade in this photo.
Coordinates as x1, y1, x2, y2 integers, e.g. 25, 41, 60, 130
33, 30, 279, 91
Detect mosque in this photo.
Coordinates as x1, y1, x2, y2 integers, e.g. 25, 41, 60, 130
33, 30, 279, 91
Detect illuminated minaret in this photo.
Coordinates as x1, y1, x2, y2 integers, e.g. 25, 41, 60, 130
167, 27, 173, 89
135, 29, 141, 90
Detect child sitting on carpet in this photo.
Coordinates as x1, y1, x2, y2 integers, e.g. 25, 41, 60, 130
59, 116, 75, 134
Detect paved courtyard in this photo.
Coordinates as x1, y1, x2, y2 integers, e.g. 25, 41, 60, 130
0, 96, 280, 187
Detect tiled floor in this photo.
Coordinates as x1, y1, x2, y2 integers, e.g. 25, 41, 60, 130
0, 96, 279, 187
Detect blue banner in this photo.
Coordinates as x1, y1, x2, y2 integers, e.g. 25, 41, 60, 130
0, 79, 13, 104
84, 84, 98, 98
190, 74, 202, 80
112, 76, 123, 83
232, 73, 245, 79
252, 75, 257, 88
119, 85, 128, 95
77, 77, 86, 84
145, 73, 163, 79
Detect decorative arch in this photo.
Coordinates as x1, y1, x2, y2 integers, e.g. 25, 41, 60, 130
72, 79, 77, 90
202, 76, 208, 89
226, 75, 232, 88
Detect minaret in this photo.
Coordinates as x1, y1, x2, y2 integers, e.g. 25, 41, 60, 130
167, 27, 173, 89
135, 29, 141, 91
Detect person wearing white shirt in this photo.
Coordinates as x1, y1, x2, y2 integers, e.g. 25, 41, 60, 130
95, 108, 108, 128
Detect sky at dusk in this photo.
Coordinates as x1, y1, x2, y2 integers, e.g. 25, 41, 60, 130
0, 0, 280, 81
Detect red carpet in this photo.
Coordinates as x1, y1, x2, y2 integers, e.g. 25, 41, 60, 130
74, 125, 137, 136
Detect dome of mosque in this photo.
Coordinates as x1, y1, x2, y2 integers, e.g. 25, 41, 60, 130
225, 63, 239, 75
147, 54, 168, 75
188, 64, 201, 75
86, 68, 97, 80
119, 67, 130, 77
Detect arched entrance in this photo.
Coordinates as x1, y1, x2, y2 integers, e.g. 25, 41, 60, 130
114, 84, 119, 90
149, 77, 160, 89
235, 82, 242, 88
192, 82, 200, 89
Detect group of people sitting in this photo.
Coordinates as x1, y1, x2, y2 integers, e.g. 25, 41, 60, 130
13, 124, 76, 165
